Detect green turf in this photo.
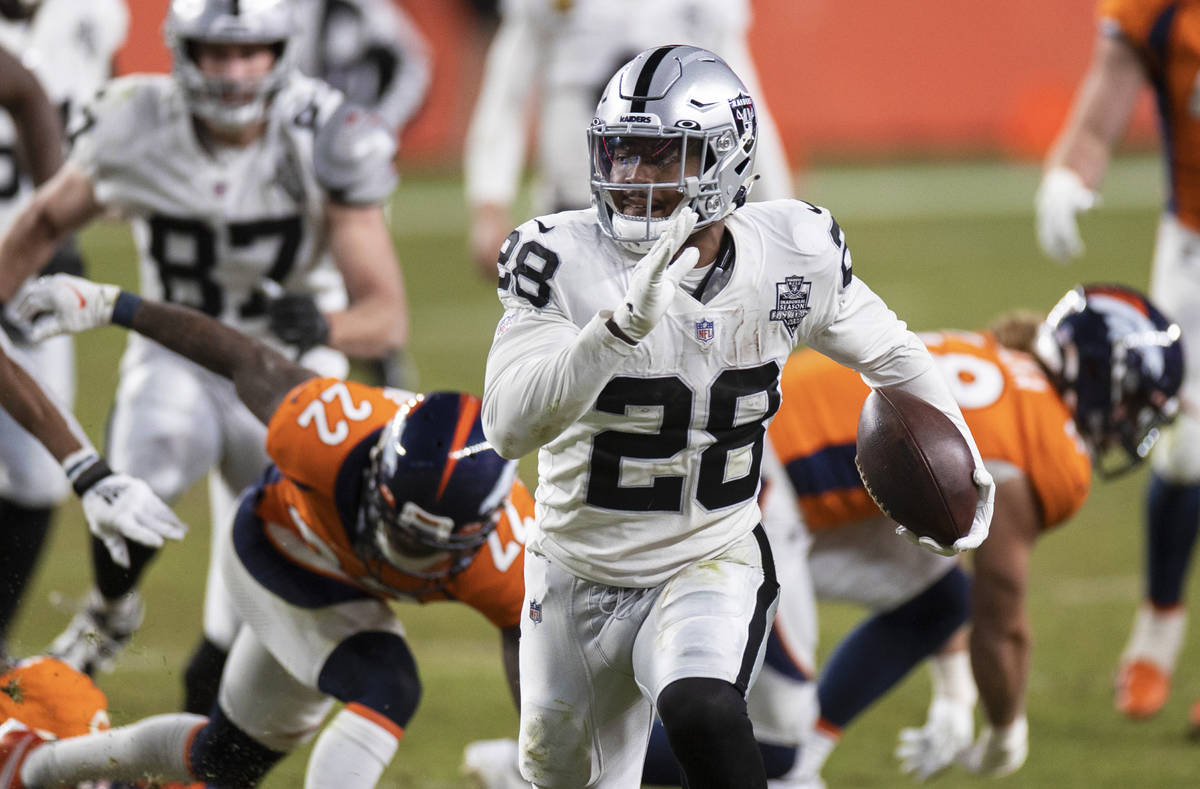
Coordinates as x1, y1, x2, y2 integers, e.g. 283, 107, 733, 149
11, 157, 1199, 787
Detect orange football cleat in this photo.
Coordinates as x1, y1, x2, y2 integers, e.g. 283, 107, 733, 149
0, 720, 47, 789
1115, 659, 1171, 719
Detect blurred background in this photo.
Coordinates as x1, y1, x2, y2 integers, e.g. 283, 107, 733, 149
9, 1, 1194, 787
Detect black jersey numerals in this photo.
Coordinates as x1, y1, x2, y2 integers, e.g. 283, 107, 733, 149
585, 362, 782, 513
497, 232, 559, 308
147, 214, 302, 317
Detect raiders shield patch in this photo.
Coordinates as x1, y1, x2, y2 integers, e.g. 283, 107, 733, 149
769, 275, 812, 336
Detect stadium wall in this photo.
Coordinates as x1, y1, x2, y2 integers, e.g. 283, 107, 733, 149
116, 0, 1158, 167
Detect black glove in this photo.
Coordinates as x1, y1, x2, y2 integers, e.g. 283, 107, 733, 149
267, 293, 330, 350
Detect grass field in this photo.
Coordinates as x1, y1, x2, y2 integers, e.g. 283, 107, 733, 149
9, 154, 1200, 788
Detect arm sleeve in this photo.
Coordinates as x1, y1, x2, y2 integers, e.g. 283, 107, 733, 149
463, 6, 544, 206
482, 306, 639, 459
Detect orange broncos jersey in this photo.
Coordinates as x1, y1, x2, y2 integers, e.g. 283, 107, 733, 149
769, 332, 1092, 532
0, 657, 108, 737
1099, 0, 1200, 230
257, 377, 532, 629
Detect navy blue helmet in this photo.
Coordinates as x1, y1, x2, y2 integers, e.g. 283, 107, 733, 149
1034, 284, 1184, 477
360, 391, 517, 578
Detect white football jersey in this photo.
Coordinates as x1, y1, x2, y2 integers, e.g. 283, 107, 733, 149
69, 72, 395, 343
485, 200, 930, 587
0, 0, 128, 233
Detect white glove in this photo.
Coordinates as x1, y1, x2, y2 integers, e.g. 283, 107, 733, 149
895, 697, 976, 781
13, 273, 120, 342
960, 716, 1028, 777
609, 207, 700, 343
1035, 166, 1098, 263
80, 471, 188, 568
896, 467, 995, 556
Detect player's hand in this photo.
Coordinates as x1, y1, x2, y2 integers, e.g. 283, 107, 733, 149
13, 273, 120, 342
1035, 166, 1098, 263
896, 697, 976, 781
610, 207, 699, 343
954, 467, 995, 552
267, 292, 330, 350
960, 716, 1028, 777
895, 467, 994, 556
81, 472, 188, 568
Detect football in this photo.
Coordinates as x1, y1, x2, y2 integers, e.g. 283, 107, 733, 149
855, 386, 977, 547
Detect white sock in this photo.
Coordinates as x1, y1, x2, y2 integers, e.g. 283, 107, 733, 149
929, 650, 978, 706
789, 726, 838, 780
1121, 604, 1187, 671
305, 707, 400, 789
23, 713, 205, 786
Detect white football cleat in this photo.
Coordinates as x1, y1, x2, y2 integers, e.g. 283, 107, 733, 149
462, 738, 528, 789
47, 589, 144, 675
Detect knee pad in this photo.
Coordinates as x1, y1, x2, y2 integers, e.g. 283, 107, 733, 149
184, 637, 229, 715
657, 677, 747, 742
317, 631, 422, 731
189, 706, 285, 786
1152, 414, 1200, 483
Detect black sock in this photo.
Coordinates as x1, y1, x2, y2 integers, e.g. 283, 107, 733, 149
90, 533, 159, 600
184, 636, 229, 715
0, 499, 53, 647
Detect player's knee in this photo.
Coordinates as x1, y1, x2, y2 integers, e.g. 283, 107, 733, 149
657, 677, 750, 747
184, 636, 229, 715
1152, 415, 1200, 483
881, 565, 971, 644
189, 706, 285, 786
316, 631, 422, 731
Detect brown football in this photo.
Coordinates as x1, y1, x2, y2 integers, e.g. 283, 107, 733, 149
855, 386, 977, 547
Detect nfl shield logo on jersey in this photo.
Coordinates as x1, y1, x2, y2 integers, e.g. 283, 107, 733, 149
769, 276, 812, 336
695, 318, 715, 344
528, 600, 542, 624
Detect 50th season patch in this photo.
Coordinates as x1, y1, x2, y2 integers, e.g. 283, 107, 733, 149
769, 275, 812, 335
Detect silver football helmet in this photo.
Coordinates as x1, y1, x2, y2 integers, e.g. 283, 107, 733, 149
164, 0, 294, 131
589, 45, 758, 253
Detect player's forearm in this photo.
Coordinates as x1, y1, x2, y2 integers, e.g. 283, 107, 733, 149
116, 293, 312, 423
324, 296, 408, 358
1045, 32, 1145, 189
482, 312, 637, 458
0, 348, 87, 461
0, 200, 69, 301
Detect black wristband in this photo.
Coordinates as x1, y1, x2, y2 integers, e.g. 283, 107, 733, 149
605, 315, 637, 346
111, 290, 143, 328
71, 457, 113, 497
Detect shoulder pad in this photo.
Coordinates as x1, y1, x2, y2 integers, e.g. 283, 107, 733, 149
313, 100, 398, 205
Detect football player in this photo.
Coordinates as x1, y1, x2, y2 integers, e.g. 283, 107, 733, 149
466, 284, 1182, 787
1, 273, 528, 789
0, 0, 409, 716
0, 0, 127, 665
480, 45, 993, 787
290, 0, 431, 388
463, 0, 795, 276
1034, 0, 1200, 722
